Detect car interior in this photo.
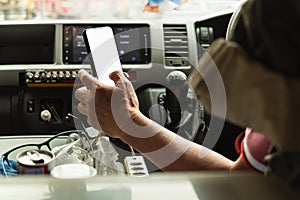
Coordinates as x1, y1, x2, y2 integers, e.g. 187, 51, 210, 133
0, 0, 299, 199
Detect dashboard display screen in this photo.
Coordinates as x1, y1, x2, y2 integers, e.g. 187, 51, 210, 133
63, 24, 151, 64
0, 25, 55, 64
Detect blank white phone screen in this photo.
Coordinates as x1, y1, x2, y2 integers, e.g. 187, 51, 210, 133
85, 27, 122, 86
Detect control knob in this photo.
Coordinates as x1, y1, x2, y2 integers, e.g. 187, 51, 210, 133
40, 110, 51, 122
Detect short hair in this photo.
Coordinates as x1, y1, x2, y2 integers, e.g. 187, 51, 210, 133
230, 0, 300, 77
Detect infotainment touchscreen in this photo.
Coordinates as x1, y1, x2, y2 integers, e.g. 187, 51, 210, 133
63, 24, 151, 65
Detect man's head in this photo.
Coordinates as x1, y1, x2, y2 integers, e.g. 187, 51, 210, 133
230, 0, 300, 77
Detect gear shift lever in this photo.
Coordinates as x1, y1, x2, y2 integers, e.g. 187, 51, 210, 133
165, 71, 188, 129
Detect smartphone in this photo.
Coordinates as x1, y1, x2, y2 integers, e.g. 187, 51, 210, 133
83, 26, 122, 86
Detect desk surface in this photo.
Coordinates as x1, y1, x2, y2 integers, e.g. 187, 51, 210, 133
0, 172, 299, 200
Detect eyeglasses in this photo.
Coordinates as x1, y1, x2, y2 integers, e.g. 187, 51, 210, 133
1, 130, 83, 167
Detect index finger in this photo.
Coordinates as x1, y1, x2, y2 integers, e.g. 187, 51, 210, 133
78, 69, 99, 91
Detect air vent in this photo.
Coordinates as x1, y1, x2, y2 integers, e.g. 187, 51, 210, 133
163, 25, 189, 67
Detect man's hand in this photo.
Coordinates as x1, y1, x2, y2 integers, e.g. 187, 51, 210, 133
74, 69, 141, 139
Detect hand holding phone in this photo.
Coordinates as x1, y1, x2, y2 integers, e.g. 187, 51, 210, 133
83, 26, 122, 86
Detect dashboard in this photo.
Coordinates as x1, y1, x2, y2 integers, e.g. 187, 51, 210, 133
0, 10, 242, 160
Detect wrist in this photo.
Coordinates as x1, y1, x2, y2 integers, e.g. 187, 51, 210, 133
130, 109, 149, 126
118, 109, 152, 141
119, 108, 148, 142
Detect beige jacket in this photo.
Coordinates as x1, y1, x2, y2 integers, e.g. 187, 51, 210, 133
189, 38, 300, 151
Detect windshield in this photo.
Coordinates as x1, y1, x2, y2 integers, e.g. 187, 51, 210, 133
0, 0, 243, 21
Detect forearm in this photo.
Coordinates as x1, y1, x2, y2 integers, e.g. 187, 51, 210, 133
119, 112, 235, 171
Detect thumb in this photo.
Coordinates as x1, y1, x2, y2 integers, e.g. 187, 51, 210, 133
110, 71, 139, 108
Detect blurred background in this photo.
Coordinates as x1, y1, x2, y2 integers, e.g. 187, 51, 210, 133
0, 0, 243, 21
